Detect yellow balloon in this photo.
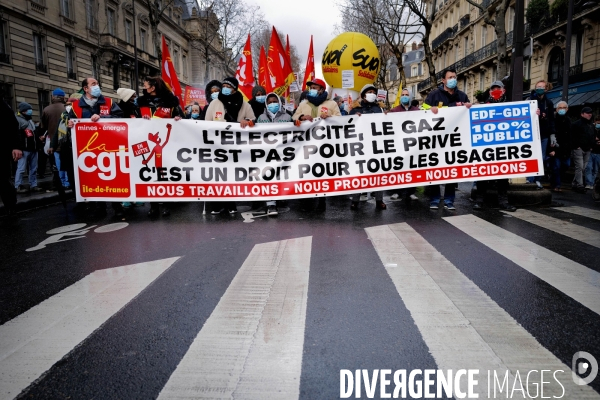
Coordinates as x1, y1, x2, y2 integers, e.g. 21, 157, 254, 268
322, 32, 381, 90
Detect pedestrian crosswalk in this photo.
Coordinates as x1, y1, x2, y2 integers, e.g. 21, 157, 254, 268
1, 207, 599, 399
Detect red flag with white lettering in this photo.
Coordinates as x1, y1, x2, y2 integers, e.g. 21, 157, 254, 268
302, 35, 315, 91
235, 34, 255, 101
268, 27, 294, 96
161, 36, 183, 104
258, 46, 273, 92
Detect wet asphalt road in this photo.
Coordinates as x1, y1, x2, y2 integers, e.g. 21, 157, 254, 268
1, 182, 600, 400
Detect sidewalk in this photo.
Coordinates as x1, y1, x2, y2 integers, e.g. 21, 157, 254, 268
0, 173, 74, 215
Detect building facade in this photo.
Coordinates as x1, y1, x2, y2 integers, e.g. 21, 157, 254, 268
386, 42, 427, 105
419, 0, 600, 111
0, 0, 233, 119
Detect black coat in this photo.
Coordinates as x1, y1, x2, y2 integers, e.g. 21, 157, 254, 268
552, 115, 572, 158
248, 99, 266, 121
349, 101, 383, 115
424, 86, 470, 108
571, 117, 595, 151
527, 91, 555, 139
137, 91, 184, 118
118, 100, 141, 119
0, 100, 21, 157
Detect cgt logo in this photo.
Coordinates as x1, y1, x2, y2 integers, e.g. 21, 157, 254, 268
573, 352, 598, 385
76, 122, 131, 198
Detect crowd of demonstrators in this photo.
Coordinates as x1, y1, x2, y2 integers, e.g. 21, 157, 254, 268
422, 68, 471, 211
527, 80, 555, 189
349, 83, 387, 210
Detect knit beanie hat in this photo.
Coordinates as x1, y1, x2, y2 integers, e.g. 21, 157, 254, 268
52, 88, 66, 97
222, 77, 239, 90
117, 88, 136, 102
252, 85, 266, 98
18, 102, 32, 113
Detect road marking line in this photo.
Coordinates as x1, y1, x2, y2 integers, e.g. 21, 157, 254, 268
158, 237, 311, 400
502, 209, 600, 248
0, 257, 179, 400
366, 223, 599, 399
445, 214, 600, 314
552, 206, 600, 221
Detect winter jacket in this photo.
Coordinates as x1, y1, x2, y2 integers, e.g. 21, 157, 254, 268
15, 113, 38, 152
0, 100, 21, 155
118, 100, 141, 119
390, 104, 419, 112
137, 91, 183, 118
526, 91, 555, 139
69, 95, 123, 119
292, 98, 341, 121
41, 99, 65, 139
571, 117, 595, 151
349, 99, 383, 115
422, 85, 470, 109
248, 99, 266, 121
256, 93, 293, 123
200, 80, 222, 120
593, 128, 600, 154
204, 98, 255, 123
551, 115, 572, 158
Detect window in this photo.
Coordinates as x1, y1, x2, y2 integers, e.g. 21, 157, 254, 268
91, 54, 98, 78
463, 77, 467, 92
107, 8, 116, 35
492, 66, 498, 82
60, 0, 73, 19
140, 28, 146, 51
33, 34, 46, 72
38, 89, 49, 115
0, 21, 9, 63
571, 32, 583, 66
125, 20, 132, 43
182, 54, 187, 77
113, 64, 119, 90
454, 45, 458, 63
173, 48, 179, 72
389, 65, 397, 81
86, 0, 98, 31
411, 65, 418, 77
418, 62, 422, 76
507, 6, 515, 33
66, 45, 76, 79
482, 25, 487, 47
479, 71, 485, 90
523, 59, 530, 80
464, 36, 469, 56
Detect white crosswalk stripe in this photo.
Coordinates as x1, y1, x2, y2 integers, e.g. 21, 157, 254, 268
445, 214, 600, 314
366, 222, 600, 399
502, 209, 600, 248
158, 237, 311, 400
552, 206, 600, 221
0, 257, 179, 400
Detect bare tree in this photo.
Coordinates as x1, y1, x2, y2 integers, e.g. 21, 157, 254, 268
141, 0, 184, 60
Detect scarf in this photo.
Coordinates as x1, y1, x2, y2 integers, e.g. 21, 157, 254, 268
306, 91, 328, 107
83, 96, 98, 107
218, 90, 244, 122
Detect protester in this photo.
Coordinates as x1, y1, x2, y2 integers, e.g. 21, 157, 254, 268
49, 96, 78, 198
248, 85, 267, 120
548, 101, 572, 192
389, 88, 420, 202
14, 102, 43, 193
0, 95, 22, 214
205, 77, 255, 214
471, 81, 516, 212
41, 88, 68, 188
585, 115, 600, 189
571, 106, 594, 192
200, 80, 222, 120
293, 79, 341, 122
188, 103, 202, 120
137, 76, 184, 217
526, 80, 555, 189
256, 92, 292, 215
348, 84, 386, 210
422, 68, 471, 210
333, 96, 348, 115
117, 88, 140, 119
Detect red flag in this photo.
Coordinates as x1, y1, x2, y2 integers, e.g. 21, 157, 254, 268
235, 34, 255, 101
268, 27, 294, 96
302, 35, 315, 90
161, 36, 182, 103
258, 46, 273, 92
284, 35, 291, 99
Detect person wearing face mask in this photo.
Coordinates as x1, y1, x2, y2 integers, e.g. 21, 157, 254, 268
333, 96, 348, 116
347, 84, 386, 210
14, 102, 42, 193
49, 96, 81, 198
189, 104, 202, 120
293, 79, 341, 122
199, 80, 222, 120
547, 101, 572, 192
422, 68, 471, 210
256, 93, 293, 215
205, 77, 255, 214
585, 115, 600, 190
571, 107, 595, 193
249, 86, 267, 121
526, 80, 555, 189
117, 88, 140, 119
391, 88, 419, 112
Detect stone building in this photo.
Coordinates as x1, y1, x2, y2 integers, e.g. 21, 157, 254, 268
0, 0, 233, 118
386, 42, 427, 105
418, 0, 600, 112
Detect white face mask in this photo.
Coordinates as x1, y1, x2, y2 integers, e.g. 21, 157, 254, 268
365, 93, 377, 103
65, 106, 72, 113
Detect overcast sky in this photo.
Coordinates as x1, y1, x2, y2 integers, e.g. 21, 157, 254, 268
251, 0, 342, 79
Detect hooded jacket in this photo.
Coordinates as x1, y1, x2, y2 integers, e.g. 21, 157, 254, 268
15, 112, 38, 152
349, 98, 384, 115
248, 85, 266, 120
200, 80, 222, 120
256, 93, 293, 123
526, 90, 555, 139
204, 92, 255, 123
137, 91, 183, 118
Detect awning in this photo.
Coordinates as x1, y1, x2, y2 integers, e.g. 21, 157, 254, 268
546, 78, 600, 106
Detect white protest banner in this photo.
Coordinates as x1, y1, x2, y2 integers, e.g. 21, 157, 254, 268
72, 101, 542, 202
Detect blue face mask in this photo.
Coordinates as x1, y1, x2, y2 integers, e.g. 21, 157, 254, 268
211, 92, 219, 100
267, 103, 280, 114
535, 88, 545, 95
557, 109, 567, 116
401, 96, 410, 104
133, 97, 138, 106
191, 113, 200, 119
221, 87, 232, 96
256, 95, 266, 103
90, 85, 102, 97
25, 109, 33, 116
596, 124, 600, 129
446, 78, 457, 89
308, 89, 319, 97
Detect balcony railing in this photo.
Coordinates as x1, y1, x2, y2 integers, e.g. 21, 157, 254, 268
418, 77, 434, 92
36, 62, 47, 73
0, 53, 9, 64
557, 63, 583, 80
432, 27, 456, 50
459, 14, 470, 30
